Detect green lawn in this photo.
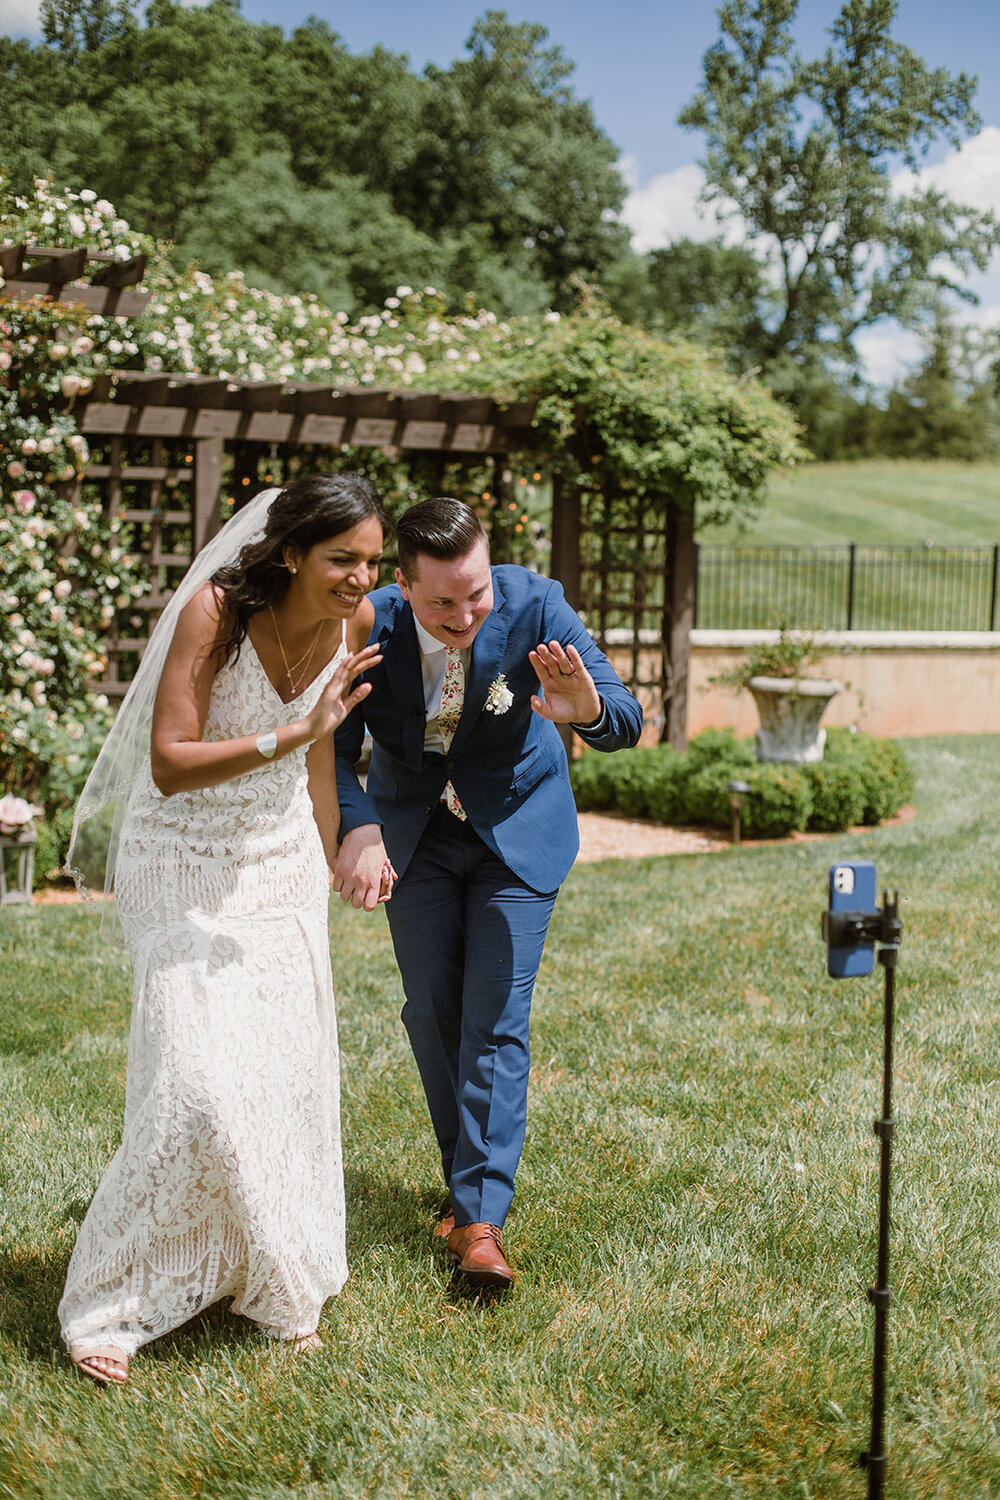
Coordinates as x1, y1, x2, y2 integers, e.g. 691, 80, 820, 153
3, 736, 1000, 1498
699, 459, 1000, 546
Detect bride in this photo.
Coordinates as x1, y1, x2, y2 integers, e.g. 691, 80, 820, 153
59, 472, 391, 1385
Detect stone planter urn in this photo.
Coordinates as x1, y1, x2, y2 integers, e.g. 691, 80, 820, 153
748, 675, 844, 764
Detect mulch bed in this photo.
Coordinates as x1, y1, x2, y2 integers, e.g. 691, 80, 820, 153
23, 805, 916, 901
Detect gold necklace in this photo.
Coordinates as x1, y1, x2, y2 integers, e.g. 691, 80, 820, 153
268, 605, 323, 696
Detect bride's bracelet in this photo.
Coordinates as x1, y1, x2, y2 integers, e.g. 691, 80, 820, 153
256, 729, 278, 759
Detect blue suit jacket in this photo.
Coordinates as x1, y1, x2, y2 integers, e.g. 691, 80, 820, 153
335, 566, 643, 893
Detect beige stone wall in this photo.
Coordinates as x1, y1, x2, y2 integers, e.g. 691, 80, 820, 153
605, 630, 1000, 742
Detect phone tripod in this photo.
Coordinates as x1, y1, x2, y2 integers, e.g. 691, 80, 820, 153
822, 886, 903, 1500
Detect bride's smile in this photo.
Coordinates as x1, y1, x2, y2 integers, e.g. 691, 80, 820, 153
284, 514, 384, 624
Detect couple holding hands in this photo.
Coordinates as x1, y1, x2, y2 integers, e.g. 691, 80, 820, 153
59, 473, 642, 1385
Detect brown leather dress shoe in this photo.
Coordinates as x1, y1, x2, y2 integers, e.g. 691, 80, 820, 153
446, 1222, 515, 1289
433, 1211, 456, 1241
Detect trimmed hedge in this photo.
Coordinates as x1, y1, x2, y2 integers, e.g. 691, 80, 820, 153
571, 726, 914, 839
31, 805, 76, 888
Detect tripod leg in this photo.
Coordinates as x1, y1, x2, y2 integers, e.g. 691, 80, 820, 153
860, 942, 897, 1500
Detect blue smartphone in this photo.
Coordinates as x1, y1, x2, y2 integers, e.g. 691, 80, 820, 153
826, 861, 878, 977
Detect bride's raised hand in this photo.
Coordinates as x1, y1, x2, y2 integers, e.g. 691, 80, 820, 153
305, 643, 382, 741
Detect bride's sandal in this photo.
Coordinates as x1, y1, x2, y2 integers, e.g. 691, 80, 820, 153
69, 1344, 129, 1386
286, 1332, 323, 1354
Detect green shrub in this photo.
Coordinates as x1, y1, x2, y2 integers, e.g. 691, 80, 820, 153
611, 746, 662, 817
32, 805, 76, 887
570, 744, 688, 822
823, 728, 915, 824
683, 759, 743, 825
640, 748, 687, 823
569, 747, 619, 811
683, 727, 756, 776
802, 758, 867, 832
743, 764, 814, 838
858, 738, 915, 824
571, 727, 912, 839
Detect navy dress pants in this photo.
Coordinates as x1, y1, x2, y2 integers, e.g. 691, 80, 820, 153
385, 805, 558, 1229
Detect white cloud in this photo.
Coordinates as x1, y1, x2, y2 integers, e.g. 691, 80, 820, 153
0, 0, 211, 32
852, 325, 924, 389
895, 127, 1000, 223
622, 129, 1000, 384
0, 0, 40, 37
620, 162, 738, 253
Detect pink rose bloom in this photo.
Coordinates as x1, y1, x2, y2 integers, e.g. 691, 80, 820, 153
13, 489, 35, 514
0, 794, 41, 835
6, 460, 25, 479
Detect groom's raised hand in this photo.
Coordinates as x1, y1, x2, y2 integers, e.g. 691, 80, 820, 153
528, 641, 602, 727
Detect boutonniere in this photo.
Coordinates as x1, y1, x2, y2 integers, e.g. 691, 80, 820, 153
485, 674, 514, 715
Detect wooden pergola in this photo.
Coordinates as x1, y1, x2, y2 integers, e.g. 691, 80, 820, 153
0, 243, 151, 318
55, 368, 693, 744
1, 239, 696, 741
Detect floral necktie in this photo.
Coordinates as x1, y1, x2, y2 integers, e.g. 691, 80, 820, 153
438, 648, 467, 821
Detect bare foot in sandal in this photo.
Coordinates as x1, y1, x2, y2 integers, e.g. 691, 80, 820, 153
288, 1332, 322, 1353
69, 1345, 129, 1385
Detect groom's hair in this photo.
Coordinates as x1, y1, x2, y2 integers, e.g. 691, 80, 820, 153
396, 498, 489, 582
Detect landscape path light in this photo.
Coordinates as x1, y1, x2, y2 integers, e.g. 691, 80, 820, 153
727, 779, 751, 845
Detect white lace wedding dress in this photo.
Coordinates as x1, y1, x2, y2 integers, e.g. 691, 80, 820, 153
59, 630, 349, 1356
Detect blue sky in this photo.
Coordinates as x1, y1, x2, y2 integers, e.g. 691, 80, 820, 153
2, 0, 998, 381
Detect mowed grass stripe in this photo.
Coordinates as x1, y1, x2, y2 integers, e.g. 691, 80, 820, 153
700, 460, 1000, 546
2, 735, 1000, 1497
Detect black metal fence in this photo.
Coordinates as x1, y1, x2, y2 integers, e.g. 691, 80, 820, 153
695, 543, 1000, 631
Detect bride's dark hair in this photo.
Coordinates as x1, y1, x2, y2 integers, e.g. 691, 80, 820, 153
213, 472, 390, 660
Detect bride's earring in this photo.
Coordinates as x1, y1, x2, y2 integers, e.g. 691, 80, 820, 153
289, 566, 297, 575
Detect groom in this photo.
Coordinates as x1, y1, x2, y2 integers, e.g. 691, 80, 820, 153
333, 498, 642, 1287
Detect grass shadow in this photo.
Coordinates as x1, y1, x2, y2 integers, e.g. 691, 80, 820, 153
344, 1165, 444, 1260
0, 1244, 73, 1362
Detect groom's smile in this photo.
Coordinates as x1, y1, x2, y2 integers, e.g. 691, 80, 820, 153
396, 538, 494, 648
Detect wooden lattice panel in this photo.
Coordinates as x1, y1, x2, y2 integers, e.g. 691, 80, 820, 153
73, 433, 215, 697
578, 491, 668, 695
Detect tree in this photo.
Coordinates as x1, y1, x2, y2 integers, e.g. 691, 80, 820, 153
604, 237, 771, 365
422, 290, 805, 745
40, 0, 137, 56
679, 0, 1000, 374
397, 11, 630, 308
174, 148, 447, 313
0, 3, 633, 316
878, 314, 996, 458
